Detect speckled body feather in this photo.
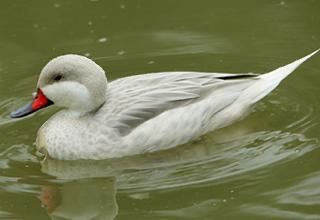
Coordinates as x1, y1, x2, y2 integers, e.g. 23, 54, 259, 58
33, 50, 319, 160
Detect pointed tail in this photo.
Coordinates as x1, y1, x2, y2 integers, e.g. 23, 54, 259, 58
240, 49, 319, 104
260, 49, 319, 82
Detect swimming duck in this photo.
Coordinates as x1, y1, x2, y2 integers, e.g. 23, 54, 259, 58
11, 50, 319, 160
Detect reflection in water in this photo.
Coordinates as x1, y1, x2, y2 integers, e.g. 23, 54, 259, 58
240, 170, 320, 219
39, 178, 118, 220
150, 198, 221, 219
42, 129, 315, 187
240, 204, 320, 220
0, 101, 318, 219
277, 171, 320, 206
0, 210, 13, 219
39, 121, 317, 219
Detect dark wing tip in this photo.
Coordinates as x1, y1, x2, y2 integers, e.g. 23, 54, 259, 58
217, 74, 258, 80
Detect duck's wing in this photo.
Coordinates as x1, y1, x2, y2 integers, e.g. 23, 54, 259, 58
105, 72, 257, 135
102, 50, 319, 136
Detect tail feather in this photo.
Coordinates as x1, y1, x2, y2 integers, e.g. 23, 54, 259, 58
261, 49, 319, 82
239, 49, 319, 104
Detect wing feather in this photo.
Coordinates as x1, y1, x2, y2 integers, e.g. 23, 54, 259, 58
103, 71, 257, 135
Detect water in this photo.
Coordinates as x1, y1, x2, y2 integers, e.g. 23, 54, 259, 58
0, 0, 319, 219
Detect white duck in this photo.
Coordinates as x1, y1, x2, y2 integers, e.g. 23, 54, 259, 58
11, 50, 319, 160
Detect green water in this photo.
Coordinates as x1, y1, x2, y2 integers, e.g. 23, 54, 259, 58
0, 0, 319, 219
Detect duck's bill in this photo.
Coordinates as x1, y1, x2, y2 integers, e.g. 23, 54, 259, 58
11, 89, 53, 118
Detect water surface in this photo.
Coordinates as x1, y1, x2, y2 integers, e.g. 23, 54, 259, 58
0, 0, 319, 219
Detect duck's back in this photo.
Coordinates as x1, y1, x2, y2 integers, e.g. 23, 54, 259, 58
98, 71, 258, 154
100, 50, 318, 155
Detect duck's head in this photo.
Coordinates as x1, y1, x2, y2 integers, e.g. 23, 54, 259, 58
11, 54, 107, 118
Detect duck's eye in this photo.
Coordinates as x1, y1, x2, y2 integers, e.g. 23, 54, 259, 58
53, 74, 63, 81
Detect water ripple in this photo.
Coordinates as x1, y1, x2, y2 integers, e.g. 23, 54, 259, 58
240, 204, 320, 220
40, 127, 317, 193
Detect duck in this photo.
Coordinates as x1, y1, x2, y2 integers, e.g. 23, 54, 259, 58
11, 49, 319, 160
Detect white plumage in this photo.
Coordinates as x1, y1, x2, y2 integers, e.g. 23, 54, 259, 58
13, 49, 319, 160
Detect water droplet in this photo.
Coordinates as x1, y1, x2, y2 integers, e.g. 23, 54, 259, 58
54, 3, 61, 8
97, 37, 108, 43
280, 1, 286, 6
129, 193, 150, 200
117, 50, 126, 55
